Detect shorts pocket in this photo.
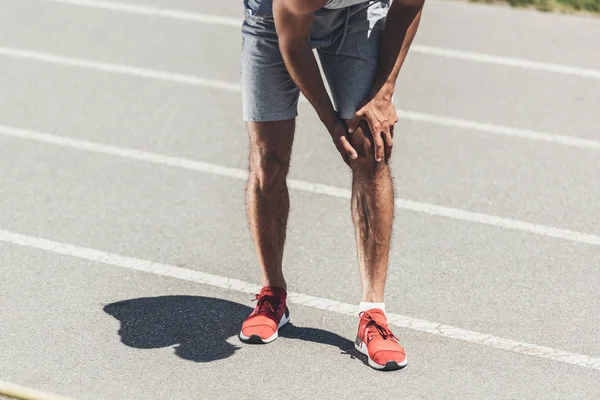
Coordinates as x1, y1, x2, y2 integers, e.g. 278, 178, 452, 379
348, 2, 387, 59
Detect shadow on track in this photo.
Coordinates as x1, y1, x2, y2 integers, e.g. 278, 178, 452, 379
104, 295, 361, 363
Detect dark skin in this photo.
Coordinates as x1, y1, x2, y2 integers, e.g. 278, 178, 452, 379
247, 0, 424, 301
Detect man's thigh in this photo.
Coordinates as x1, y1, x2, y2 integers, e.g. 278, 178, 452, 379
241, 0, 300, 123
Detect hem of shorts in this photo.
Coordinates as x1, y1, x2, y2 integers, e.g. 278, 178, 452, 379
338, 111, 356, 121
243, 111, 299, 122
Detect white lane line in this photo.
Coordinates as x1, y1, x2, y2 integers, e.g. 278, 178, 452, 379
2, 124, 600, 248
1, 228, 599, 371
37, 0, 600, 80
40, 0, 242, 27
0, 46, 241, 93
413, 45, 600, 80
397, 110, 600, 150
0, 379, 77, 400
1, 46, 599, 152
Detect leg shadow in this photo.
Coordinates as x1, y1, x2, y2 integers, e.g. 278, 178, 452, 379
279, 323, 362, 361
104, 295, 362, 363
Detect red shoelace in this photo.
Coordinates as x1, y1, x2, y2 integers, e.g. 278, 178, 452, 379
359, 311, 399, 342
252, 293, 278, 317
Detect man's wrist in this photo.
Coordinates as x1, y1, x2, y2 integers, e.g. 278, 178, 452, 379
370, 81, 395, 101
319, 108, 340, 132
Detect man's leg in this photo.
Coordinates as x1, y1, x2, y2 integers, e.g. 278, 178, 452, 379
345, 120, 405, 370
345, 120, 394, 303
246, 119, 295, 291
309, 3, 405, 369
239, 0, 301, 344
239, 0, 300, 344
238, 119, 295, 344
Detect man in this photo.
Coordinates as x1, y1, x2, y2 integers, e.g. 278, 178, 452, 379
238, 0, 425, 371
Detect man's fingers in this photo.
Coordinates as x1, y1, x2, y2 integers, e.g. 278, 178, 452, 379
371, 130, 385, 162
347, 111, 363, 134
339, 136, 358, 160
383, 127, 394, 160
360, 115, 384, 162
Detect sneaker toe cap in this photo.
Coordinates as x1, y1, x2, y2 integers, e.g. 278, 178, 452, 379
241, 316, 277, 340
371, 348, 406, 366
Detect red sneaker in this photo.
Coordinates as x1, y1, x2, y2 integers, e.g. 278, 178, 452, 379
239, 287, 290, 344
355, 309, 407, 370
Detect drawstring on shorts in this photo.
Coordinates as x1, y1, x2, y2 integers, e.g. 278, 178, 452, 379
334, 7, 352, 55
334, 0, 387, 55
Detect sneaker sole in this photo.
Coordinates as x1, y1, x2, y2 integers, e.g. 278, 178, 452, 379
238, 308, 290, 344
354, 337, 408, 371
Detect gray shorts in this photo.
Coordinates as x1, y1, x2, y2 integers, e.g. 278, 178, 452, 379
241, 0, 390, 122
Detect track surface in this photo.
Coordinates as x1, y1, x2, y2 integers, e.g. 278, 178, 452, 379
0, 0, 599, 399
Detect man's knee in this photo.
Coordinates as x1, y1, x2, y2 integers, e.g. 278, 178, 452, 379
249, 149, 291, 187
247, 121, 294, 188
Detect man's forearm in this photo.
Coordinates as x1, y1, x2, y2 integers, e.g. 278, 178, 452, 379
272, 0, 338, 129
278, 41, 338, 129
371, 0, 425, 100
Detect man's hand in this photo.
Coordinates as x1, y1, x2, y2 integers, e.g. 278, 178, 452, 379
327, 118, 358, 165
347, 95, 398, 162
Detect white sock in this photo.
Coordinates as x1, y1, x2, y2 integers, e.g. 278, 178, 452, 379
359, 302, 386, 316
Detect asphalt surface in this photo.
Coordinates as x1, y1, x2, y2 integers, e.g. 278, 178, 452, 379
0, 0, 599, 399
